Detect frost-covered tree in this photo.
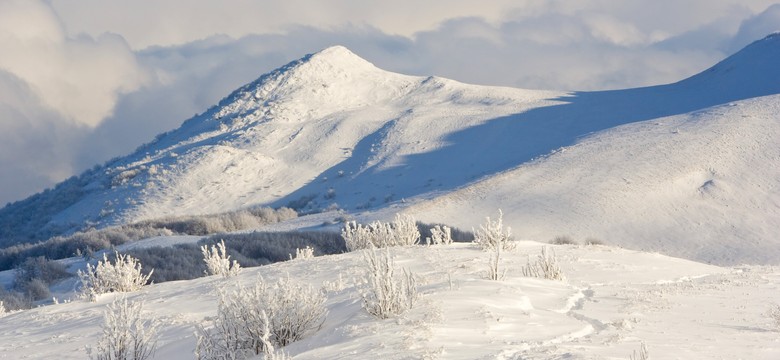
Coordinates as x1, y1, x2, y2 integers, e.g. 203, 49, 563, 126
201, 240, 241, 278
87, 298, 159, 360
341, 214, 420, 251
487, 240, 505, 281
195, 277, 327, 359
473, 210, 515, 251
360, 248, 418, 319
78, 252, 153, 301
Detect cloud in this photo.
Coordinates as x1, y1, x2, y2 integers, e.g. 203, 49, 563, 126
47, 0, 524, 49
0, 0, 149, 205
0, 0, 149, 127
0, 69, 86, 206
730, 3, 780, 51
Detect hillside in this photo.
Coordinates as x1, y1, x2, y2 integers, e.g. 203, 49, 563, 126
0, 242, 778, 359
0, 36, 779, 265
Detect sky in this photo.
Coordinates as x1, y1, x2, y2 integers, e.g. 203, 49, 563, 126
0, 0, 779, 206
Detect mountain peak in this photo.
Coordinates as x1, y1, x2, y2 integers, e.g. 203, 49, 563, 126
288, 45, 385, 81
308, 45, 368, 64
201, 45, 415, 128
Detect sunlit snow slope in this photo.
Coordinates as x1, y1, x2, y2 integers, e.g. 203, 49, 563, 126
1, 243, 778, 359
1, 35, 779, 265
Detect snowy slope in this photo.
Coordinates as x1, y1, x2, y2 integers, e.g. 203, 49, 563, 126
1, 35, 779, 265
1, 242, 778, 359
407, 95, 780, 265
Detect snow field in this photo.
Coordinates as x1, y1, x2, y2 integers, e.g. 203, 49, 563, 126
1, 242, 778, 359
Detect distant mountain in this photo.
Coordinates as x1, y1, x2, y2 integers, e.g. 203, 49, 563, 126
1, 35, 778, 265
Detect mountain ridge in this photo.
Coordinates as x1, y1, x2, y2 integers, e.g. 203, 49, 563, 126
1, 36, 779, 265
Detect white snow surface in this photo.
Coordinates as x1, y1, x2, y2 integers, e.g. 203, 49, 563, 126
4, 34, 780, 266
1, 243, 778, 359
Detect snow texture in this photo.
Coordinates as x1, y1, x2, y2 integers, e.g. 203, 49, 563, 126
1, 243, 778, 359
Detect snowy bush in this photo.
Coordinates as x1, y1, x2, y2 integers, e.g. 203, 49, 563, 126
195, 277, 327, 358
0, 289, 30, 311
87, 297, 159, 360
426, 225, 452, 246
342, 221, 381, 251
201, 240, 241, 278
342, 214, 420, 251
473, 210, 515, 251
0, 301, 6, 316
767, 304, 780, 330
521, 247, 565, 281
290, 246, 314, 260
78, 252, 153, 301
360, 248, 418, 319
392, 214, 421, 246
550, 235, 578, 245
416, 222, 475, 243
584, 238, 605, 245
629, 341, 649, 360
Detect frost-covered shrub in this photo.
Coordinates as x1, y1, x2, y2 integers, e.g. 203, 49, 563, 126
392, 214, 421, 246
0, 301, 6, 316
521, 247, 565, 281
584, 238, 605, 246
629, 341, 649, 360
0, 207, 297, 273
0, 288, 30, 311
0, 225, 172, 272
416, 222, 475, 242
135, 207, 297, 236
126, 231, 346, 284
426, 225, 453, 246
15, 256, 71, 285
473, 210, 515, 251
767, 304, 780, 330
78, 252, 153, 301
290, 246, 314, 260
13, 256, 71, 301
201, 240, 241, 278
342, 214, 420, 251
19, 278, 51, 300
124, 246, 204, 283
195, 277, 327, 358
207, 230, 345, 265
550, 235, 578, 245
87, 298, 159, 360
360, 248, 418, 319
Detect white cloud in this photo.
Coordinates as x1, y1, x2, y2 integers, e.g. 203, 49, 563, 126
0, 69, 85, 205
0, 0, 149, 127
1, 0, 780, 205
47, 0, 524, 49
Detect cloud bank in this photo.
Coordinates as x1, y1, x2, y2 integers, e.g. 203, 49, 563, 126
1, 0, 779, 205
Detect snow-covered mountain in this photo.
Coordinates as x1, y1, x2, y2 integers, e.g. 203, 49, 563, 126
1, 35, 779, 265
